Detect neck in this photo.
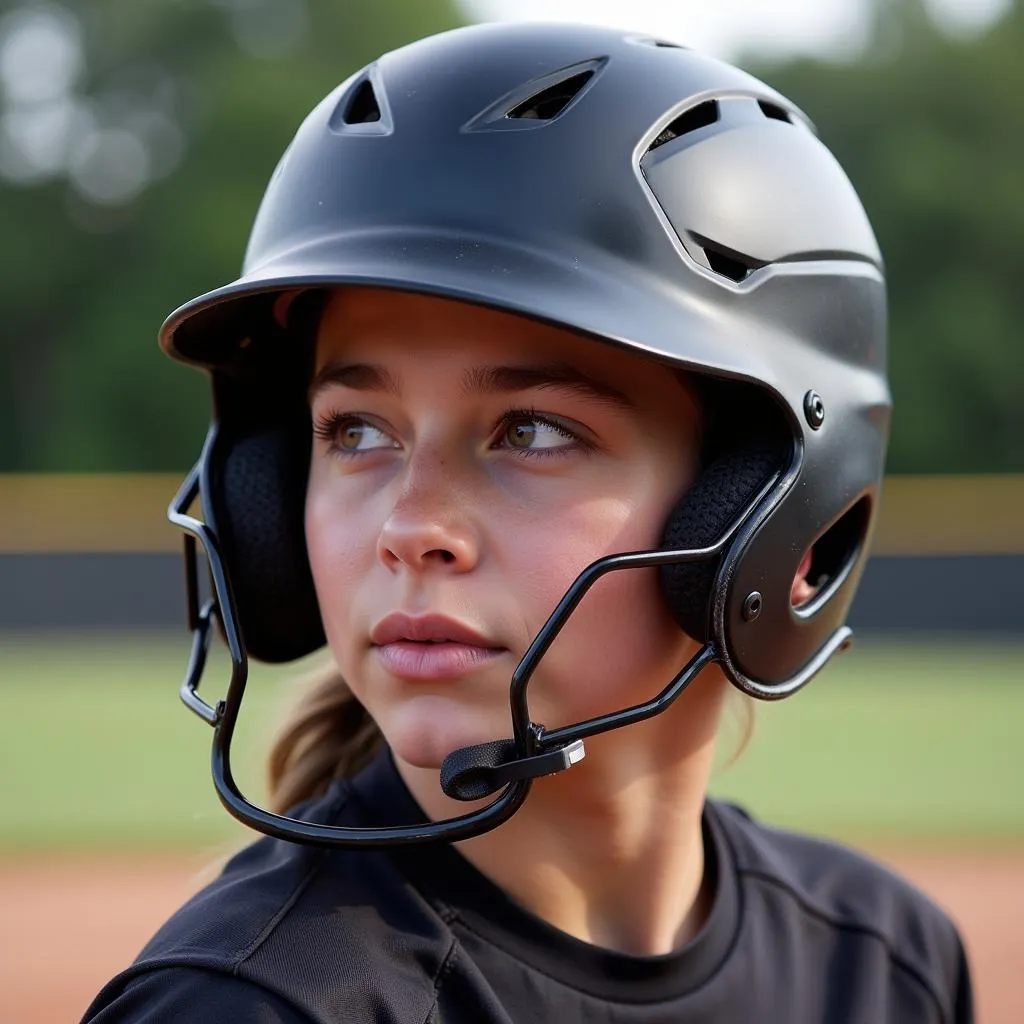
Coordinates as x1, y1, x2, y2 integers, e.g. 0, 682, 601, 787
396, 670, 727, 956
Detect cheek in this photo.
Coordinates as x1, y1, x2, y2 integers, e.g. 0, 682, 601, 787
304, 474, 375, 646
518, 489, 692, 724
559, 565, 686, 684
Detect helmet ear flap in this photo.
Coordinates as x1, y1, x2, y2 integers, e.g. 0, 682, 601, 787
206, 417, 325, 663
659, 441, 786, 642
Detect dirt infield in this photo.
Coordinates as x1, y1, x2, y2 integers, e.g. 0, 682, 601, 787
1, 847, 1020, 1023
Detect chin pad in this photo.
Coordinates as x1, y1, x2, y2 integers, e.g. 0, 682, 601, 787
213, 422, 325, 663
440, 739, 518, 801
659, 443, 784, 642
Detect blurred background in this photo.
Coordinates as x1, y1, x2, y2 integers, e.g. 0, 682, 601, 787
0, 1, 1021, 1021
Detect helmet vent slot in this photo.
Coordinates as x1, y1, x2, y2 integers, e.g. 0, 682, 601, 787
704, 247, 751, 282
506, 70, 594, 120
758, 100, 791, 123
647, 100, 719, 151
796, 497, 872, 613
343, 78, 381, 124
691, 233, 765, 283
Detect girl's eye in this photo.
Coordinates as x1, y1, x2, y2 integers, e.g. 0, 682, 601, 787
499, 414, 577, 453
315, 415, 397, 453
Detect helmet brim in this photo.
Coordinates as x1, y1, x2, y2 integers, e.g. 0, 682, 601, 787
160, 225, 850, 397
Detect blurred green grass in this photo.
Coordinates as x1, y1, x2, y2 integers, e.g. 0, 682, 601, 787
0, 634, 1021, 852
711, 640, 1024, 843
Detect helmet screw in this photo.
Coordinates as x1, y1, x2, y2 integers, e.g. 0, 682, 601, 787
742, 591, 763, 622
803, 391, 825, 430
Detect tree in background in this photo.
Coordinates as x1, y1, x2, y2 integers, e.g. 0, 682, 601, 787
756, 0, 1023, 473
1, 0, 1020, 473
0, 0, 461, 471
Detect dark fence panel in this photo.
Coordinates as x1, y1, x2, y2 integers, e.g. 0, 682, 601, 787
1, 552, 1021, 634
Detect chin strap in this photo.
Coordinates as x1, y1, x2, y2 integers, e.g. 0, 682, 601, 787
441, 736, 587, 801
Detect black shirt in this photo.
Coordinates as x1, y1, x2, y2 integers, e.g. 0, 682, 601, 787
83, 750, 973, 1023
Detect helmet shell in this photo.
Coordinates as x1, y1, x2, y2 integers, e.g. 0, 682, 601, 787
164, 23, 890, 688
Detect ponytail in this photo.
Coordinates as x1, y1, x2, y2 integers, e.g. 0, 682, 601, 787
722, 689, 756, 768
267, 662, 384, 814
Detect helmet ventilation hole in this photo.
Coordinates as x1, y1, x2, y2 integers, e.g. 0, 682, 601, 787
797, 497, 872, 612
343, 79, 381, 124
647, 100, 719, 151
758, 100, 791, 123
506, 70, 594, 120
691, 233, 765, 283
705, 249, 750, 282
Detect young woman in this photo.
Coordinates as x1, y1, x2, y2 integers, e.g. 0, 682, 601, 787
84, 22, 973, 1023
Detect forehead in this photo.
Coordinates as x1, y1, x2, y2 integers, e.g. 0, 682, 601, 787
312, 285, 701, 452
314, 286, 659, 383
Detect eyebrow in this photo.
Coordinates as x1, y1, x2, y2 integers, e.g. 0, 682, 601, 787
308, 362, 401, 404
307, 359, 635, 412
464, 363, 636, 411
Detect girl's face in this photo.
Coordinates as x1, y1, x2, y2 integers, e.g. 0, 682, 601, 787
306, 288, 703, 770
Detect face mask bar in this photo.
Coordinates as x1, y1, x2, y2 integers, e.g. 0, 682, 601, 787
170, 463, 532, 845
438, 558, 720, 802
167, 456, 823, 848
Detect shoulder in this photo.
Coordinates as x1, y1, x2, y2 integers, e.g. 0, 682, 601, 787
81, 966, 312, 1023
708, 799, 971, 1019
87, 784, 455, 1023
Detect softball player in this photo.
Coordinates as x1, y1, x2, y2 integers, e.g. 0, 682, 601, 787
84, 23, 973, 1023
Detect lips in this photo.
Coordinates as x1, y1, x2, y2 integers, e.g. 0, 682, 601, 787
370, 612, 499, 649
369, 613, 505, 681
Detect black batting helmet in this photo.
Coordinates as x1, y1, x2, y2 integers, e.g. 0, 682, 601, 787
165, 23, 890, 846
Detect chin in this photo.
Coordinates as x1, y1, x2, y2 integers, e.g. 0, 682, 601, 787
382, 696, 511, 770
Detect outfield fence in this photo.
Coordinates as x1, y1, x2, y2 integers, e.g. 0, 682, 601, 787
1, 474, 1022, 633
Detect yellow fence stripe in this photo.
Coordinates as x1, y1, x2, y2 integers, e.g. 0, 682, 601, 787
0, 475, 183, 554
871, 475, 1024, 556
0, 473, 1022, 556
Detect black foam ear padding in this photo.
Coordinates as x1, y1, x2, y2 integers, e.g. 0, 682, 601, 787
659, 443, 784, 642
214, 422, 326, 663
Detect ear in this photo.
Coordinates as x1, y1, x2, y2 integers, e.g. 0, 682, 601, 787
790, 547, 815, 607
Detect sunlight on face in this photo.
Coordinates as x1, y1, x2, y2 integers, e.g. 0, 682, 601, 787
305, 287, 703, 769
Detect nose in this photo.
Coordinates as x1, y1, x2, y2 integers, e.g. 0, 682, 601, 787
377, 456, 480, 575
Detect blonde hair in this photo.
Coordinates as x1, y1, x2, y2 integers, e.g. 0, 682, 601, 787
723, 690, 756, 767
267, 662, 383, 814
